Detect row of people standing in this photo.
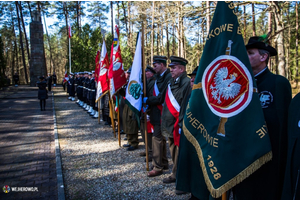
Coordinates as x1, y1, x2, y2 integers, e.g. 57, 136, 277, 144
66, 71, 99, 118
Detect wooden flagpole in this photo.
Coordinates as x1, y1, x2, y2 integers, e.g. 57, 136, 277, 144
98, 101, 100, 124
108, 92, 116, 138
141, 16, 149, 171
222, 193, 227, 200
117, 93, 121, 147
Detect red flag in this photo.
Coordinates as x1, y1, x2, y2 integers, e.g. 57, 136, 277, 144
68, 23, 72, 38
108, 25, 127, 97
63, 71, 69, 83
96, 40, 110, 102
94, 50, 100, 83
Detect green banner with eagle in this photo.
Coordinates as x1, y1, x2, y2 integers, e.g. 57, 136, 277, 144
176, 1, 272, 198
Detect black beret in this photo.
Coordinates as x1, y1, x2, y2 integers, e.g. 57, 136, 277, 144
169, 56, 188, 67
126, 67, 132, 74
153, 55, 167, 64
145, 65, 156, 74
245, 36, 277, 57
188, 66, 198, 76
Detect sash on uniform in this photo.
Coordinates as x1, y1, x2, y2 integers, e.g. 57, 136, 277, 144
165, 84, 180, 146
147, 115, 154, 133
153, 81, 163, 115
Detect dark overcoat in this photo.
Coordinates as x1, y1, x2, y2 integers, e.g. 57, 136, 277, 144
37, 81, 48, 100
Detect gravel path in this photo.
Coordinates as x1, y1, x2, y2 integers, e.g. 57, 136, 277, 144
53, 87, 190, 200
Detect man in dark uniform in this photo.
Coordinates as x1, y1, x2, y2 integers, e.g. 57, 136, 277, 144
144, 55, 172, 177
161, 56, 191, 189
140, 66, 156, 161
13, 72, 19, 86
121, 68, 139, 151
232, 36, 292, 200
77, 72, 84, 106
89, 71, 97, 117
67, 73, 75, 101
281, 92, 300, 200
82, 71, 89, 109
52, 72, 57, 87
46, 73, 52, 92
189, 66, 198, 88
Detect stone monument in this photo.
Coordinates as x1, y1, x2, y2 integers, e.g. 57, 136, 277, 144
29, 10, 46, 86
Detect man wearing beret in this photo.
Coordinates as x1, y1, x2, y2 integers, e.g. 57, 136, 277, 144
161, 56, 191, 192
188, 66, 198, 89
144, 56, 172, 177
122, 68, 140, 151
140, 66, 156, 160
281, 92, 300, 200
233, 36, 292, 200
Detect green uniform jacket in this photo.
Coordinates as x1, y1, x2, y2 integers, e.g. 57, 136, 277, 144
161, 71, 191, 138
281, 92, 300, 200
146, 69, 172, 125
233, 68, 291, 200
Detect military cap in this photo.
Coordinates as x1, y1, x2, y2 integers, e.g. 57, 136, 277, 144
169, 56, 188, 67
92, 71, 95, 73
153, 55, 167, 64
145, 65, 156, 74
70, 72, 74, 75
126, 67, 132, 74
88, 72, 92, 75
84, 71, 88, 74
245, 36, 277, 57
188, 66, 198, 76
39, 76, 45, 80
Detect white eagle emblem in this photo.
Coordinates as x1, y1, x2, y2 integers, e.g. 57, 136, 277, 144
210, 67, 241, 104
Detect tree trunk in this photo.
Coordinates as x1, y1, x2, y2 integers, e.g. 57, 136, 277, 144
121, 2, 128, 36
243, 5, 246, 41
15, 1, 28, 84
165, 12, 170, 59
286, 2, 291, 81
206, 1, 210, 35
172, 24, 175, 55
111, 1, 114, 38
151, 1, 154, 62
296, 2, 299, 88
252, 3, 256, 36
272, 1, 286, 77
26, 1, 32, 21
18, 2, 30, 64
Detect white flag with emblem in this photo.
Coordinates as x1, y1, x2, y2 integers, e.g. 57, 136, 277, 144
125, 32, 143, 114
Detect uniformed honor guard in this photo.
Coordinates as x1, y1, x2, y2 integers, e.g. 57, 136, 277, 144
67, 73, 75, 101
232, 36, 292, 200
161, 56, 191, 190
82, 71, 89, 109
77, 72, 84, 106
122, 68, 139, 151
282, 92, 300, 200
88, 71, 97, 117
144, 55, 172, 177
140, 66, 156, 161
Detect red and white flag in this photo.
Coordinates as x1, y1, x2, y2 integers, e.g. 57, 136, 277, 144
68, 23, 72, 38
63, 71, 69, 83
96, 40, 110, 102
165, 84, 180, 146
108, 25, 127, 97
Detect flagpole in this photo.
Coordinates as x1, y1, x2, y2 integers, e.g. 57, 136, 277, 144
98, 101, 100, 124
117, 93, 121, 147
141, 16, 149, 171
69, 36, 71, 73
108, 92, 116, 138
222, 193, 227, 200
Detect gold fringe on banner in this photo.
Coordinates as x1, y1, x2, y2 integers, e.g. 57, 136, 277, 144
183, 121, 272, 198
